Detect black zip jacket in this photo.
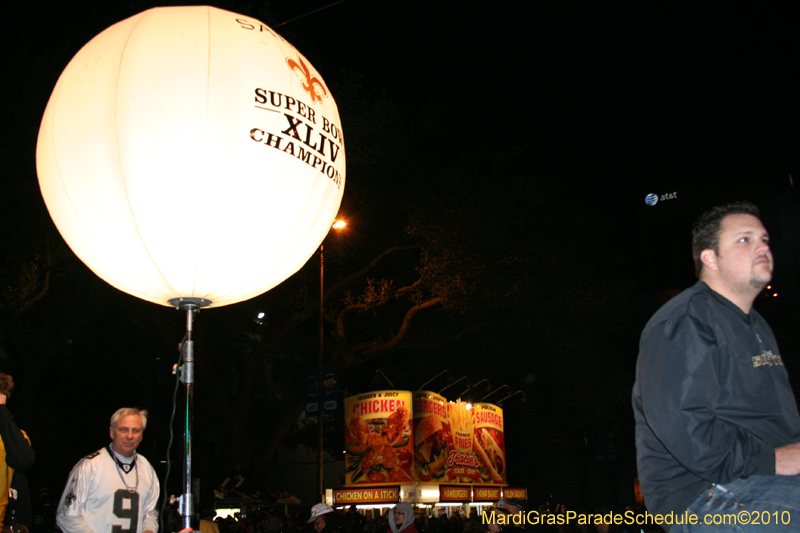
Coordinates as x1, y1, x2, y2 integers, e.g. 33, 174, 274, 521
632, 282, 800, 526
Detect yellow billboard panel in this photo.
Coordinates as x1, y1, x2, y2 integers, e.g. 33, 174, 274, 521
412, 391, 452, 484
344, 391, 413, 486
345, 391, 507, 486
472, 403, 507, 484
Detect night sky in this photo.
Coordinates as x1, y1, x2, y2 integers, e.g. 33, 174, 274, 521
3, 0, 800, 512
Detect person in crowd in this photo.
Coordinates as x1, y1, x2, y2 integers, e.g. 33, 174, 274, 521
161, 505, 181, 533
553, 504, 576, 533
0, 374, 35, 530
284, 514, 303, 533
495, 500, 524, 530
633, 201, 800, 531
198, 515, 220, 533
483, 507, 522, 533
345, 505, 364, 533
307, 504, 344, 533
56, 408, 160, 533
216, 462, 249, 499
32, 486, 57, 533
464, 509, 485, 533
387, 504, 416, 533
447, 513, 462, 533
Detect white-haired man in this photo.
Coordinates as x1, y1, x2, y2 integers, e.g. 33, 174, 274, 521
57, 408, 160, 533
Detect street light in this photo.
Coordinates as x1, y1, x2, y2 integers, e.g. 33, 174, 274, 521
418, 370, 451, 391
481, 384, 511, 403
318, 219, 346, 502
372, 369, 396, 389
459, 379, 490, 402
495, 390, 526, 406
438, 376, 470, 395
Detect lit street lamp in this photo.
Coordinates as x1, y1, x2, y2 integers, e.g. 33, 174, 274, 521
318, 219, 346, 502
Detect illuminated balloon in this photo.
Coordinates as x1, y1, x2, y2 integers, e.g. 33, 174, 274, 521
36, 6, 345, 307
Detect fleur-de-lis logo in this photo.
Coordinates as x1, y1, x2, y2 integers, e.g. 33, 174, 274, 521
286, 57, 327, 104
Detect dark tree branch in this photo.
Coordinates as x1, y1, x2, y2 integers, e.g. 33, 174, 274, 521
17, 269, 50, 314
323, 245, 419, 301
336, 302, 370, 339
249, 244, 421, 358
339, 297, 442, 365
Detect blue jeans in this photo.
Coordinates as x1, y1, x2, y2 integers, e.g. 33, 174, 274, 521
671, 475, 800, 532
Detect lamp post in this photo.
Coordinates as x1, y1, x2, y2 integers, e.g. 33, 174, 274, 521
318, 219, 346, 502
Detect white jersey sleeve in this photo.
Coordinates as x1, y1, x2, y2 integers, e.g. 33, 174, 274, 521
57, 448, 160, 533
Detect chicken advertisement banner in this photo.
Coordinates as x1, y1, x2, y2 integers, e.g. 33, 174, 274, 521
344, 391, 507, 487
345, 391, 414, 485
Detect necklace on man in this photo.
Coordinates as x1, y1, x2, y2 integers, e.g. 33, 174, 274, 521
109, 443, 139, 493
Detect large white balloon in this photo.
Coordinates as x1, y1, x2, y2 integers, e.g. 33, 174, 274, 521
37, 6, 345, 307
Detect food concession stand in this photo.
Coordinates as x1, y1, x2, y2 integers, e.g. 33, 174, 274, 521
327, 390, 527, 516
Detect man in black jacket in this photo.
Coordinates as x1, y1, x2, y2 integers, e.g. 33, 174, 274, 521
633, 201, 800, 532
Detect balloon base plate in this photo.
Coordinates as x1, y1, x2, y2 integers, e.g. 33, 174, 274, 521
168, 297, 212, 309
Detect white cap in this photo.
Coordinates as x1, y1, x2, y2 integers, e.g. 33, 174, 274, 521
307, 503, 334, 523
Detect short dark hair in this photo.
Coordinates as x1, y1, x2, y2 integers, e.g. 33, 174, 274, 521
691, 201, 760, 278
0, 374, 14, 397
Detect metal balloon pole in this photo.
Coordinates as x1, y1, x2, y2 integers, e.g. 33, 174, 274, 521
170, 297, 211, 531
318, 245, 325, 503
